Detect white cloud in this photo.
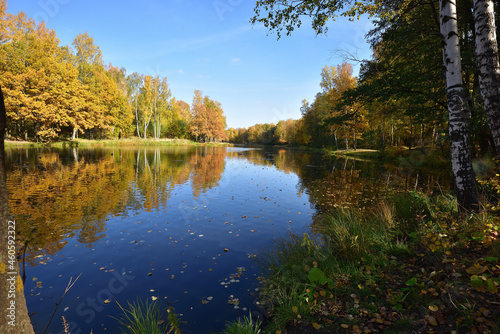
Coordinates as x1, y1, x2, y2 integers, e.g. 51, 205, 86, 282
177, 69, 185, 74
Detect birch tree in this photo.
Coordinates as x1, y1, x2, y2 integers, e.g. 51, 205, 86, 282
251, 0, 479, 211
141, 75, 154, 139
473, 0, 500, 155
126, 72, 143, 138
440, 0, 478, 211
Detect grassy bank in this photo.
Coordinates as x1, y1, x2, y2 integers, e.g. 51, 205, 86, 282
331, 147, 450, 170
5, 138, 231, 148
255, 187, 500, 333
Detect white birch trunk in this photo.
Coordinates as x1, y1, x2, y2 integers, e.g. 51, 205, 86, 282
473, 0, 500, 155
135, 100, 141, 138
440, 0, 479, 211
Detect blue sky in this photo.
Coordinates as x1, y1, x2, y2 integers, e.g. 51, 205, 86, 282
7, 0, 373, 129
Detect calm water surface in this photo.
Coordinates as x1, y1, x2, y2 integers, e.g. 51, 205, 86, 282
5, 146, 451, 333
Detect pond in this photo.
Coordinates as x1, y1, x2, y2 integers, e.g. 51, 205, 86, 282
5, 145, 451, 333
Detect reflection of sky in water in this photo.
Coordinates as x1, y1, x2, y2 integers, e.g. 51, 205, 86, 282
12, 148, 313, 334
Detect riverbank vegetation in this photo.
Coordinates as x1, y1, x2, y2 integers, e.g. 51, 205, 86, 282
4, 138, 230, 148
255, 183, 500, 333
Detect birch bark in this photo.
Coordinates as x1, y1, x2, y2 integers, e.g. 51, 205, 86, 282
440, 0, 479, 211
473, 0, 500, 155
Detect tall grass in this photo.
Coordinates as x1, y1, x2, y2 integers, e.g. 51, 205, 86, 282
223, 312, 262, 334
113, 299, 181, 334
257, 191, 440, 331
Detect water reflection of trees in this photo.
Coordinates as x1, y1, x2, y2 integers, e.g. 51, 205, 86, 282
7, 146, 450, 264
228, 148, 452, 211
189, 146, 226, 198
6, 146, 227, 263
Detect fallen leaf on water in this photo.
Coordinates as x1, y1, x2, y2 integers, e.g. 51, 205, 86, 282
104, 299, 111, 304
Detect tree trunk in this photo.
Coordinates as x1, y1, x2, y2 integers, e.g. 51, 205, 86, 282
353, 129, 357, 150
0, 86, 35, 333
135, 101, 141, 138
382, 115, 386, 150
71, 127, 77, 140
473, 0, 500, 155
440, 0, 479, 212
391, 123, 394, 146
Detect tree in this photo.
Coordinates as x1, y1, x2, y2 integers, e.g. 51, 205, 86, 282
126, 72, 143, 137
473, 0, 500, 155
140, 75, 154, 139
0, 84, 35, 333
0, 16, 92, 141
190, 90, 205, 141
106, 64, 134, 137
189, 90, 227, 142
251, 0, 480, 211
440, 0, 478, 210
167, 98, 191, 138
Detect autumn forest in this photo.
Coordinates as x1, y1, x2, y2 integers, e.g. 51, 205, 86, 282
1, 0, 499, 162
0, 2, 227, 143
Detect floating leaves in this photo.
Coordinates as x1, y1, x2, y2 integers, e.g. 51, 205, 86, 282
227, 295, 240, 309
201, 297, 213, 304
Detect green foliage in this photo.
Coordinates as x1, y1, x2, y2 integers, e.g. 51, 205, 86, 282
388, 191, 431, 238
223, 313, 262, 334
113, 299, 182, 334
318, 210, 390, 261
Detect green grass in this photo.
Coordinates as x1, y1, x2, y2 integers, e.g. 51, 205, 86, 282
331, 146, 450, 169
5, 137, 232, 148
222, 313, 262, 334
113, 298, 182, 334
